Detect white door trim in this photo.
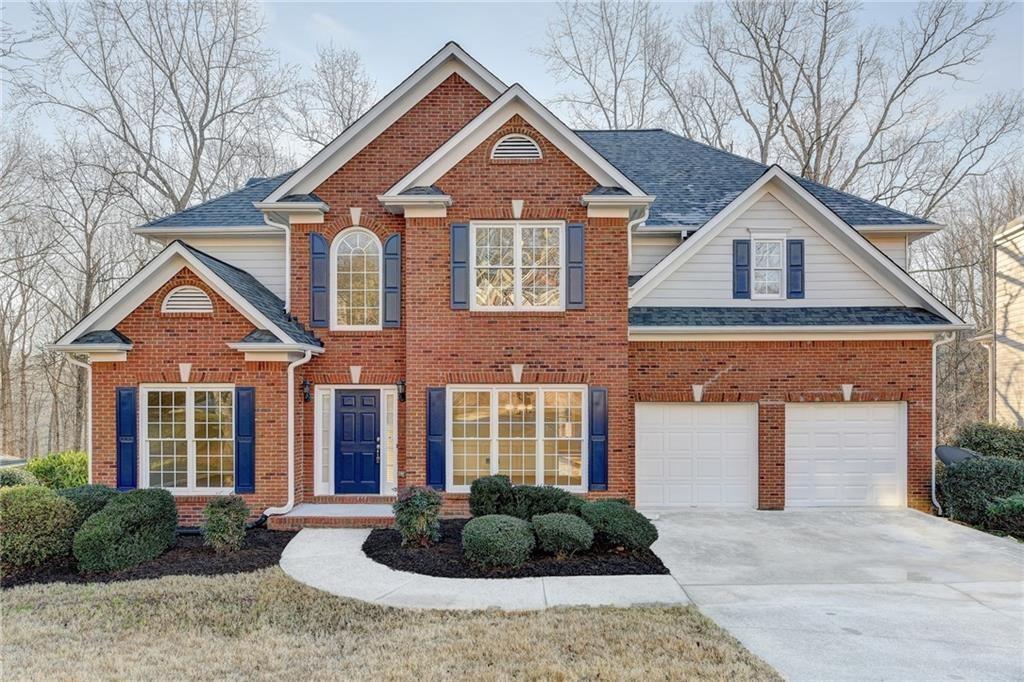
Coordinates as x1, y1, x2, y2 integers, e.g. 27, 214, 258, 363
313, 385, 399, 496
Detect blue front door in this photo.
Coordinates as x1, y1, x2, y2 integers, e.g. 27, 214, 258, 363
335, 390, 380, 494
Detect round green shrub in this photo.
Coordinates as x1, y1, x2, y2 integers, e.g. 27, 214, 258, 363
0, 467, 39, 488
532, 512, 593, 557
580, 500, 658, 550
953, 422, 1024, 460
986, 494, 1024, 537
461, 514, 535, 567
393, 486, 443, 547
58, 484, 119, 530
0, 486, 76, 571
201, 495, 250, 553
73, 488, 178, 573
511, 485, 578, 520
940, 456, 1024, 526
469, 475, 515, 517
25, 450, 88, 489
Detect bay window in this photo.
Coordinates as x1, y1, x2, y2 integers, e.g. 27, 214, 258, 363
141, 385, 234, 494
449, 386, 586, 491
471, 221, 564, 310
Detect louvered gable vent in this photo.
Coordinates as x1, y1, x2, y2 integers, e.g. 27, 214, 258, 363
161, 285, 213, 313
491, 134, 542, 160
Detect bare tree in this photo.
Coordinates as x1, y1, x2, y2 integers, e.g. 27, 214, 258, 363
287, 44, 376, 151
19, 0, 295, 220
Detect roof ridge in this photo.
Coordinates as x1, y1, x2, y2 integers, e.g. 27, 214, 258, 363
144, 171, 294, 228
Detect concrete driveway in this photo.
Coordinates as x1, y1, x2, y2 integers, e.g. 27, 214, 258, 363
653, 509, 1024, 681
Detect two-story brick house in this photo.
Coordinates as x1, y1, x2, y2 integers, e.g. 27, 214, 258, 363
53, 43, 966, 527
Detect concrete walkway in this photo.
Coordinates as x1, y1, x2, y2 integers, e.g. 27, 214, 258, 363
655, 509, 1024, 682
279, 528, 688, 611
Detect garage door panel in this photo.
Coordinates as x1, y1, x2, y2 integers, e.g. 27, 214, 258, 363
636, 403, 757, 510
785, 403, 905, 508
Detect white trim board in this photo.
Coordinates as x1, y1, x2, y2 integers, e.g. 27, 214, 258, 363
265, 43, 506, 203
628, 166, 963, 326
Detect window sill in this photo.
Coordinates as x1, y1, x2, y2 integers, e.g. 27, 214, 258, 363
144, 487, 235, 497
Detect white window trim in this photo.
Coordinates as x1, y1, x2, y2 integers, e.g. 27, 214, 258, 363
445, 384, 588, 493
330, 226, 383, 331
469, 220, 566, 311
312, 385, 399, 496
750, 236, 786, 300
139, 384, 235, 496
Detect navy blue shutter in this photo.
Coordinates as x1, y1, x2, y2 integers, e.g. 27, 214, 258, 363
234, 387, 256, 494
309, 233, 329, 327
426, 388, 446, 489
383, 234, 401, 327
115, 387, 137, 490
588, 387, 608, 491
787, 239, 805, 299
450, 223, 470, 309
733, 239, 751, 299
566, 222, 585, 309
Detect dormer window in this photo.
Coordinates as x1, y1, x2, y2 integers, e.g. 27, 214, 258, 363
752, 238, 784, 299
161, 286, 213, 313
491, 134, 542, 161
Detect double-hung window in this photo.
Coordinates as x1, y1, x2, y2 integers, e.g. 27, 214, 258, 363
448, 386, 586, 491
141, 385, 234, 494
471, 221, 564, 310
751, 238, 785, 299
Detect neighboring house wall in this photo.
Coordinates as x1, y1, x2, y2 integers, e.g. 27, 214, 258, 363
90, 268, 288, 524
638, 192, 903, 307
865, 234, 908, 270
630, 235, 680, 277
159, 235, 287, 299
629, 339, 933, 510
994, 223, 1024, 425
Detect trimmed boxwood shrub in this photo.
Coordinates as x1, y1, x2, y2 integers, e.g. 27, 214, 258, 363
461, 514, 535, 567
393, 486, 443, 547
0, 486, 77, 571
953, 422, 1024, 460
939, 456, 1024, 526
25, 450, 88, 489
0, 467, 39, 488
511, 485, 579, 520
580, 500, 658, 550
201, 495, 249, 553
532, 512, 593, 557
58, 484, 119, 530
73, 488, 178, 573
986, 494, 1024, 537
469, 475, 515, 516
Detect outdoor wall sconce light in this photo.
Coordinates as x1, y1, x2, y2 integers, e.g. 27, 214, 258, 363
397, 379, 406, 402
302, 378, 312, 402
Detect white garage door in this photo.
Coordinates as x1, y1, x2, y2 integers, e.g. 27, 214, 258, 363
635, 403, 758, 509
785, 402, 906, 507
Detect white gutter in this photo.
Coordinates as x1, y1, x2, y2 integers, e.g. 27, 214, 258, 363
263, 349, 313, 518
64, 355, 93, 484
629, 323, 973, 335
932, 333, 956, 514
262, 212, 292, 311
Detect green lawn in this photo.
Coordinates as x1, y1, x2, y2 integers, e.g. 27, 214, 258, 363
1, 568, 780, 680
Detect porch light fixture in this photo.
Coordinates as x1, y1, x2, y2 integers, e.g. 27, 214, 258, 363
397, 379, 406, 402
302, 378, 312, 402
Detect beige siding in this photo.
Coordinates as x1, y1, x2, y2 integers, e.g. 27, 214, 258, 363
866, 234, 908, 270
638, 192, 902, 307
630, 235, 680, 277
172, 236, 287, 299
994, 228, 1024, 425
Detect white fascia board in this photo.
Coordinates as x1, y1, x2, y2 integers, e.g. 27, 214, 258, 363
385, 85, 649, 198
49, 343, 133, 353
581, 194, 656, 206
629, 323, 972, 338
54, 242, 296, 347
853, 223, 942, 234
266, 43, 506, 202
227, 342, 324, 354
376, 193, 453, 213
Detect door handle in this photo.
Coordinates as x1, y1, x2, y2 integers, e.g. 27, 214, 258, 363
375, 441, 381, 465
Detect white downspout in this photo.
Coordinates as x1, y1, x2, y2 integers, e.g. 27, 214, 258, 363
626, 205, 651, 273
263, 212, 291, 311
932, 333, 956, 514
263, 349, 312, 518
65, 355, 92, 484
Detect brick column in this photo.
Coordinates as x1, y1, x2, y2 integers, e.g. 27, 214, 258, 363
757, 401, 785, 510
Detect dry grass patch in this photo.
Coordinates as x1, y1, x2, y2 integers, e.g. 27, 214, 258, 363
1, 568, 780, 681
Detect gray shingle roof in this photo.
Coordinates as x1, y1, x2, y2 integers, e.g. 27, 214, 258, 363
72, 329, 132, 345
629, 306, 949, 327
240, 329, 282, 343
400, 185, 446, 196
279, 193, 325, 203
178, 242, 321, 346
143, 172, 293, 228
577, 129, 933, 228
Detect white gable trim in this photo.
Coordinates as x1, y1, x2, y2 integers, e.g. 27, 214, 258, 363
382, 85, 649, 199
265, 43, 505, 203
54, 242, 318, 350
628, 167, 964, 325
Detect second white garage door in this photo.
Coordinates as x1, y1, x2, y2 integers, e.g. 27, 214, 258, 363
785, 402, 906, 507
635, 403, 758, 509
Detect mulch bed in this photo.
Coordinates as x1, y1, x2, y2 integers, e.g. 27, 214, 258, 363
363, 518, 669, 579
1, 528, 296, 589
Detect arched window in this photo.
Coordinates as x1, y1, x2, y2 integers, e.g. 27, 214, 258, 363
491, 134, 542, 160
331, 228, 382, 329
161, 285, 213, 313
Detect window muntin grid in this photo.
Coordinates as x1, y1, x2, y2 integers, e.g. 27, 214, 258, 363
471, 222, 563, 310
334, 229, 381, 328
